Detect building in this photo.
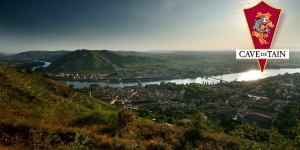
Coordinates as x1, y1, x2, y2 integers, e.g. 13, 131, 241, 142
244, 112, 272, 128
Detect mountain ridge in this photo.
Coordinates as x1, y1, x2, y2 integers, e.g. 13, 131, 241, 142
12, 50, 71, 61
46, 50, 167, 73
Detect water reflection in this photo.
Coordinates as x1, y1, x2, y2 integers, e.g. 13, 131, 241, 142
213, 68, 300, 82
237, 70, 265, 81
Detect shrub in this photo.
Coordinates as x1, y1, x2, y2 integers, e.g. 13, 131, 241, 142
117, 107, 136, 126
74, 110, 117, 126
148, 140, 170, 150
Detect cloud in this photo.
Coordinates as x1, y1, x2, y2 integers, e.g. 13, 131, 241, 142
163, 3, 174, 8
162, 0, 176, 11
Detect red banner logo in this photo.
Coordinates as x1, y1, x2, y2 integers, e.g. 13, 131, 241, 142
244, 1, 281, 72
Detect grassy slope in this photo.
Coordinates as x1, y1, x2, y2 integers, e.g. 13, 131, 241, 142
0, 66, 298, 149
0, 66, 117, 149
0, 66, 115, 110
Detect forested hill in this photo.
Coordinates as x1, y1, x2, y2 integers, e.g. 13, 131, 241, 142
12, 50, 71, 61
46, 50, 167, 73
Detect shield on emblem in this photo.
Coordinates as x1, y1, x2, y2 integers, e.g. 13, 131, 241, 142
244, 1, 281, 72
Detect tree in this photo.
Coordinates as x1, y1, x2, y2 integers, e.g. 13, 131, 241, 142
138, 108, 156, 119
190, 106, 207, 130
167, 117, 175, 124
69, 84, 75, 90
26, 67, 33, 74
43, 73, 50, 78
160, 81, 166, 86
156, 106, 164, 114
156, 114, 167, 123
117, 107, 136, 126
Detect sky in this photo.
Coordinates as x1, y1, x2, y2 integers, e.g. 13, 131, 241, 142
1, 0, 300, 53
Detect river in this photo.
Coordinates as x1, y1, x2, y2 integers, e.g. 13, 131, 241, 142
212, 68, 300, 82
33, 60, 51, 70
35, 60, 300, 88
21, 60, 52, 72
59, 68, 300, 88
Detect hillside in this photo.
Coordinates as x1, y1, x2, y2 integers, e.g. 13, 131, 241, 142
46, 50, 167, 73
1, 65, 300, 149
12, 50, 71, 61
0, 65, 117, 149
113, 50, 149, 56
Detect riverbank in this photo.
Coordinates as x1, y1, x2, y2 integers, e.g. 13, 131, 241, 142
55, 68, 300, 88
51, 76, 199, 83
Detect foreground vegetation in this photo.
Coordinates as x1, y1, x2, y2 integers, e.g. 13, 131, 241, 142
0, 65, 300, 149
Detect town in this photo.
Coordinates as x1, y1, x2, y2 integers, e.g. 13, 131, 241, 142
83, 72, 300, 128
50, 57, 300, 83
53, 65, 234, 82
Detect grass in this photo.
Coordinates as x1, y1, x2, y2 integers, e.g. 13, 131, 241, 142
0, 65, 118, 149
0, 65, 299, 149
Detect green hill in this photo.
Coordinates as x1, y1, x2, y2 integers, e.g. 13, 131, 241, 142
46, 50, 167, 73
12, 50, 71, 61
0, 65, 118, 149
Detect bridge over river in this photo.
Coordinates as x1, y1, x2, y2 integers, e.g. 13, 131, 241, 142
207, 76, 230, 83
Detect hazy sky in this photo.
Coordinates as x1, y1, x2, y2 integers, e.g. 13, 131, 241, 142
1, 0, 299, 53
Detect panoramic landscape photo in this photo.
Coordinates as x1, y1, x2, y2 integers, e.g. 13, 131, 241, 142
1, 0, 300, 149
